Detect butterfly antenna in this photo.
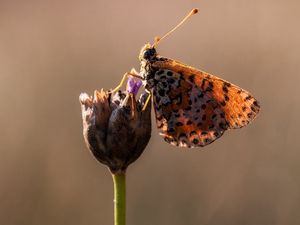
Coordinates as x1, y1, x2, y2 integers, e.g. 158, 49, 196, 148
153, 8, 198, 47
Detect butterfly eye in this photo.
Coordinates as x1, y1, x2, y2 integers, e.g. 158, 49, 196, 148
150, 48, 156, 55
143, 51, 150, 59
143, 48, 156, 60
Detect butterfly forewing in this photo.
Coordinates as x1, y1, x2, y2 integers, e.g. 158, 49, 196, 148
151, 57, 260, 147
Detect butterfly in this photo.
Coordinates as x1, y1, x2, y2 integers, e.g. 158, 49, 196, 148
114, 8, 260, 148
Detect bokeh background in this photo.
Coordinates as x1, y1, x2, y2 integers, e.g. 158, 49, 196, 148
1, 0, 299, 224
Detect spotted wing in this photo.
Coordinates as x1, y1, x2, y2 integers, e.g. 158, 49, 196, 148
152, 69, 227, 147
187, 72, 260, 129
151, 58, 260, 147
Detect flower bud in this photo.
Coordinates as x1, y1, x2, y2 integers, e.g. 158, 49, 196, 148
79, 78, 151, 174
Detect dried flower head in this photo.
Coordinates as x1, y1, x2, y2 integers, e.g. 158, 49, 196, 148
79, 78, 151, 174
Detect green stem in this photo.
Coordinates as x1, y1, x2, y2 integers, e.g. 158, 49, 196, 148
112, 173, 126, 225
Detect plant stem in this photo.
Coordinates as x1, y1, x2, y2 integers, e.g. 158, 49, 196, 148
112, 173, 126, 225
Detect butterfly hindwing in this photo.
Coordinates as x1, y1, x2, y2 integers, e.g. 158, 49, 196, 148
152, 68, 228, 147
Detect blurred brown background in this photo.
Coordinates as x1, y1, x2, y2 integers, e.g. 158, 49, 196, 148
1, 0, 299, 224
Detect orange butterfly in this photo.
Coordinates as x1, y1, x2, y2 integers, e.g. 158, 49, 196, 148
114, 8, 260, 147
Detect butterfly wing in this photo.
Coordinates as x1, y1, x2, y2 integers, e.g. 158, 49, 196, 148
151, 57, 260, 147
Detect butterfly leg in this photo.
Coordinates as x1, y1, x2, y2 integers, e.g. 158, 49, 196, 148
110, 68, 143, 94
142, 89, 152, 111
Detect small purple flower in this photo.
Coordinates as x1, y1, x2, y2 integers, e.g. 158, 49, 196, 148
79, 80, 151, 174
126, 76, 143, 95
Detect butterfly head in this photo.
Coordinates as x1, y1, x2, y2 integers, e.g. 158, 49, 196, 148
139, 43, 157, 62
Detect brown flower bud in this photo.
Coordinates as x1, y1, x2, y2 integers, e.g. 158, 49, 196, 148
79, 80, 151, 174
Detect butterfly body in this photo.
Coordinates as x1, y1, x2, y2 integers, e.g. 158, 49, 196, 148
138, 43, 260, 147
